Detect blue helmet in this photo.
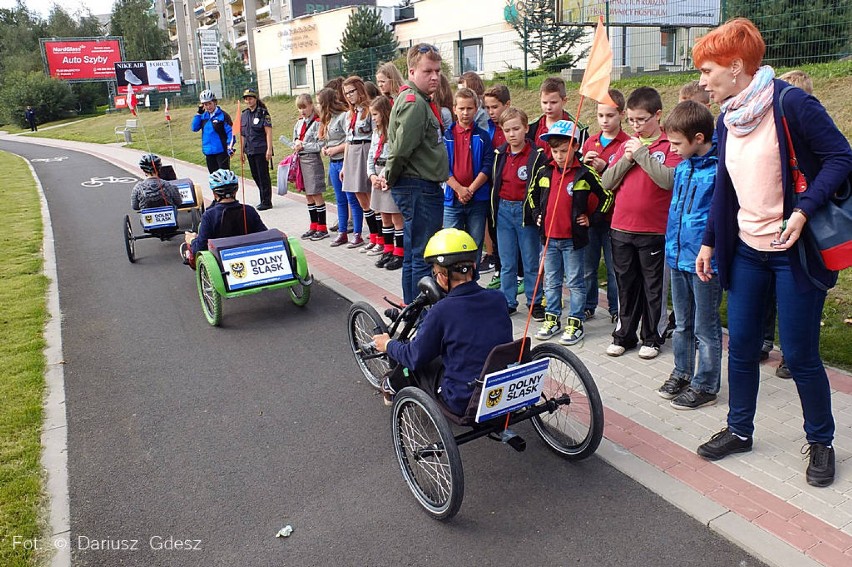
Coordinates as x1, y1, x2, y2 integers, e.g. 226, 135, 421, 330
209, 169, 238, 197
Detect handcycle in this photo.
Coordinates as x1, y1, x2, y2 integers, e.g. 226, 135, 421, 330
123, 178, 205, 263
194, 228, 312, 326
347, 277, 604, 520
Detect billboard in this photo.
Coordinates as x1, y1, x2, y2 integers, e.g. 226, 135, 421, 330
558, 0, 721, 27
41, 37, 124, 82
114, 60, 182, 92
291, 0, 375, 18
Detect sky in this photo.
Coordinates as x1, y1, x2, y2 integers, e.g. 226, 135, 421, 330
0, 0, 116, 17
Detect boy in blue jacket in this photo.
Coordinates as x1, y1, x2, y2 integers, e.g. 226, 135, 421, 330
658, 101, 722, 409
443, 88, 494, 258
191, 90, 235, 173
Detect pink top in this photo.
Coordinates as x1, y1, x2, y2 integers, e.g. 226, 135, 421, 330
726, 107, 784, 251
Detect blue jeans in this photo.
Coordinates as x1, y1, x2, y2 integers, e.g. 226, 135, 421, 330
670, 269, 722, 394
344, 192, 364, 235
543, 238, 585, 320
328, 160, 347, 233
726, 241, 833, 443
584, 222, 618, 315
496, 200, 542, 309
443, 199, 488, 259
391, 177, 444, 303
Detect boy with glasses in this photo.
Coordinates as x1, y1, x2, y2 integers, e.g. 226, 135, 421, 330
601, 87, 682, 359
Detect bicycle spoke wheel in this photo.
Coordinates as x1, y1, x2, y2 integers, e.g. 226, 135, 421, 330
392, 387, 463, 521
123, 215, 135, 263
197, 260, 222, 326
529, 343, 603, 460
347, 302, 390, 389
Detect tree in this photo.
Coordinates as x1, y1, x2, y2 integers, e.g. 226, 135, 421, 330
339, 6, 398, 79
221, 44, 252, 99
724, 0, 852, 66
507, 0, 588, 68
0, 70, 75, 126
110, 0, 170, 61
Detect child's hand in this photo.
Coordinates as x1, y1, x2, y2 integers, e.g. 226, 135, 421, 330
293, 140, 303, 152
370, 174, 381, 189
623, 138, 642, 162
576, 214, 589, 227
378, 175, 388, 190
695, 246, 715, 282
372, 333, 391, 352
184, 232, 196, 244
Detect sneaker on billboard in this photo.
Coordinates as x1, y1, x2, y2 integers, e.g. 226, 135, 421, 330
534, 314, 561, 340
124, 69, 143, 85
156, 67, 173, 82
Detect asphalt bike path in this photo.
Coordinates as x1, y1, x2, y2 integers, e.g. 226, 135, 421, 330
0, 138, 768, 566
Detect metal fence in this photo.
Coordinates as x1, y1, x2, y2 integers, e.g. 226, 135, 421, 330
205, 0, 852, 100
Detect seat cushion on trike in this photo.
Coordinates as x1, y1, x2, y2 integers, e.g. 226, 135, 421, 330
439, 337, 532, 426
208, 229, 295, 291
158, 165, 177, 181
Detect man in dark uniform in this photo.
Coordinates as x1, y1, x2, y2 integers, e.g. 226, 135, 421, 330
240, 88, 274, 210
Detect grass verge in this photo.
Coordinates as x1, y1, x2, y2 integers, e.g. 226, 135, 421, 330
0, 151, 48, 567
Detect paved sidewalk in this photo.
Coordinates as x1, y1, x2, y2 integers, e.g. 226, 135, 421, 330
8, 134, 852, 567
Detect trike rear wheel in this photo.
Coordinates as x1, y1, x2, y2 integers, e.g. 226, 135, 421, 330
288, 279, 311, 306
529, 343, 603, 460
392, 387, 464, 521
197, 259, 222, 326
347, 302, 390, 389
123, 215, 135, 263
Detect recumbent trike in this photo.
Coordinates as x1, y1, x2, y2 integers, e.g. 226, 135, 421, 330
347, 277, 604, 520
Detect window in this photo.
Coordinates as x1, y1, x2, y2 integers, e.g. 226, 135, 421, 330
458, 38, 483, 73
293, 58, 308, 87
660, 27, 676, 65
323, 53, 343, 83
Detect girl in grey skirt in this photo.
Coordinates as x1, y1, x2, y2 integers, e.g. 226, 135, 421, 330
367, 96, 404, 271
340, 76, 377, 249
293, 94, 328, 240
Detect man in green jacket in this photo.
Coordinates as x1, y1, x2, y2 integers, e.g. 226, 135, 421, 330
386, 43, 449, 303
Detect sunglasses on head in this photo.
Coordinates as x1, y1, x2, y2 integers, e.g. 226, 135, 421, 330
416, 44, 439, 53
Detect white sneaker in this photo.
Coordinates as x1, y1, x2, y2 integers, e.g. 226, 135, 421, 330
124, 69, 143, 85
606, 343, 626, 357
638, 345, 661, 359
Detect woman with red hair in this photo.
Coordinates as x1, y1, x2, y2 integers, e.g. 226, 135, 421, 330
691, 18, 852, 487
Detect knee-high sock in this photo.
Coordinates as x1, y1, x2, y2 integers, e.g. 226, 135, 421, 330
316, 204, 327, 231
307, 203, 317, 230
364, 209, 378, 243
382, 225, 394, 253
394, 229, 404, 257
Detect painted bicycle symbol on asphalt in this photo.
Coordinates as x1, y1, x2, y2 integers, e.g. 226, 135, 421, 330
81, 176, 138, 187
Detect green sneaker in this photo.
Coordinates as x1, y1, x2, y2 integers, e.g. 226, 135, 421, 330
487, 274, 501, 289
534, 313, 561, 340
516, 278, 524, 296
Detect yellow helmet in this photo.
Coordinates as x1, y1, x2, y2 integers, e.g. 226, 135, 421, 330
424, 228, 478, 267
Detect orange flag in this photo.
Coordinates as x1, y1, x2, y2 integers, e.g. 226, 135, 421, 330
579, 16, 617, 108
232, 98, 241, 137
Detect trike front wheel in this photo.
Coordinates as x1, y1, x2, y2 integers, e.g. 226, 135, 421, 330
347, 302, 390, 389
197, 259, 222, 326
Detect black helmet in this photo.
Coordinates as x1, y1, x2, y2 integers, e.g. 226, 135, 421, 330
139, 153, 162, 174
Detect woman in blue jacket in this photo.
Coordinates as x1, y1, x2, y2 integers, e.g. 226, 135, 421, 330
692, 18, 852, 488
